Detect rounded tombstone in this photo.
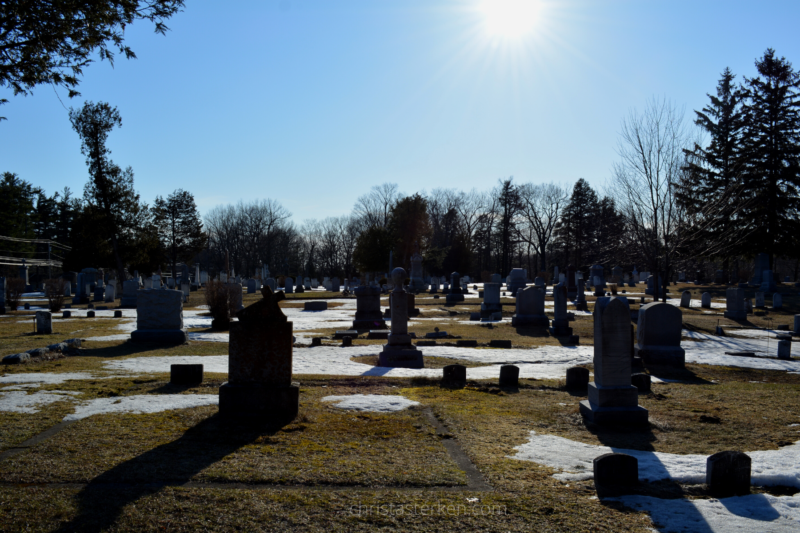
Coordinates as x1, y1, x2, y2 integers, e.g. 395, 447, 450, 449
566, 366, 590, 390
87, 310, 96, 318
392, 267, 407, 290
114, 310, 123, 318
342, 336, 353, 347
62, 310, 71, 319
442, 364, 466, 388
631, 373, 651, 393
701, 292, 711, 308
593, 453, 638, 497
311, 337, 322, 347
499, 365, 519, 387
707, 451, 751, 497
680, 290, 691, 308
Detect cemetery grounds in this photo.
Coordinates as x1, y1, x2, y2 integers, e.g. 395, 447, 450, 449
1, 282, 799, 532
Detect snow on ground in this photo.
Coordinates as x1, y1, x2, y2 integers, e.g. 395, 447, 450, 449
611, 493, 800, 533
511, 431, 800, 488
682, 331, 800, 371
321, 394, 419, 412
0, 389, 82, 413
0, 372, 100, 385
63, 394, 219, 421
102, 344, 595, 380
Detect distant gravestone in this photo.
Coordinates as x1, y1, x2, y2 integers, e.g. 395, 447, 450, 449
575, 279, 587, 310
499, 365, 519, 387
378, 268, 423, 368
284, 277, 294, 294
63, 281, 71, 297
352, 285, 386, 330
331, 277, 340, 293
755, 292, 765, 308
511, 286, 549, 327
93, 286, 104, 302
247, 279, 257, 294
680, 290, 691, 308
265, 278, 276, 292
481, 282, 502, 320
219, 286, 299, 426
304, 301, 327, 311
507, 268, 527, 295
580, 297, 648, 424
130, 289, 188, 344
772, 293, 782, 309
445, 272, 465, 304
120, 280, 138, 308
442, 364, 467, 388
104, 283, 115, 303
760, 269, 777, 292
549, 285, 572, 336
750, 253, 769, 286
35, 311, 52, 334
724, 288, 747, 320
594, 453, 638, 497
777, 340, 792, 360
566, 366, 589, 390
636, 302, 685, 367
701, 292, 711, 308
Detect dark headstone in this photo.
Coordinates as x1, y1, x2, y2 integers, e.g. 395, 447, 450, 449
311, 337, 322, 347
86, 311, 95, 318
342, 336, 352, 347
489, 339, 512, 348
62, 311, 71, 318
566, 366, 589, 390
114, 310, 122, 318
456, 340, 478, 347
442, 364, 466, 388
707, 451, 751, 497
499, 365, 519, 387
631, 373, 651, 393
170, 364, 203, 386
594, 453, 638, 497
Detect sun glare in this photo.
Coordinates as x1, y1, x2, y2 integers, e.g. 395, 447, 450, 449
479, 0, 541, 40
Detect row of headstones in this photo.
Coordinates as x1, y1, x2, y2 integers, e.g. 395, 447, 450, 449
682, 290, 783, 309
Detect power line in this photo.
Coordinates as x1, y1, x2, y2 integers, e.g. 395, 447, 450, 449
0, 235, 72, 250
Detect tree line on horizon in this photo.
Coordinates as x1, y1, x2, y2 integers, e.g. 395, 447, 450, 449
2, 49, 799, 286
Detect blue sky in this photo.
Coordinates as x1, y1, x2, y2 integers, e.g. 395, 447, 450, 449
1, 0, 797, 224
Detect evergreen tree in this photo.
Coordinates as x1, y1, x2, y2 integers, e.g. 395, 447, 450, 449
556, 179, 599, 269
153, 189, 207, 280
388, 194, 431, 269
0, 172, 38, 259
494, 178, 521, 275
678, 67, 747, 263
739, 49, 800, 267
70, 101, 145, 279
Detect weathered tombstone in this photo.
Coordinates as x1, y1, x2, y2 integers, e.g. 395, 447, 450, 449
772, 293, 782, 309
549, 285, 572, 336
284, 277, 294, 294
445, 272, 465, 304
331, 277, 340, 293
594, 453, 638, 497
181, 281, 190, 302
442, 364, 466, 388
265, 277, 276, 292
171, 364, 203, 386
247, 279, 257, 294
429, 276, 439, 294
63, 281, 72, 297
566, 265, 577, 297
167, 277, 176, 289
511, 286, 549, 326
707, 451, 751, 497
635, 302, 685, 368
130, 289, 188, 344
777, 340, 792, 360
755, 292, 765, 308
575, 279, 588, 310
219, 286, 299, 426
342, 336, 352, 347
35, 311, 52, 334
86, 310, 95, 318
507, 268, 527, 295
680, 290, 691, 308
352, 285, 387, 330
93, 285, 104, 302
229, 282, 244, 310
534, 276, 545, 288
723, 288, 747, 320
62, 310, 71, 318
120, 280, 138, 308
580, 297, 648, 424
104, 283, 116, 303
750, 253, 769, 286
499, 365, 519, 387
481, 282, 502, 320
408, 244, 425, 292
714, 269, 726, 284
701, 292, 711, 308
114, 310, 123, 318
378, 268, 423, 368
590, 264, 605, 290
611, 266, 623, 285
566, 366, 589, 390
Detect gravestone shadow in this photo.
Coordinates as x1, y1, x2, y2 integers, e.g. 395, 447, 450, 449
54, 412, 278, 533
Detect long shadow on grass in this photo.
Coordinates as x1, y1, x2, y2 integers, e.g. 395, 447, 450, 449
77, 341, 191, 359
53, 413, 274, 533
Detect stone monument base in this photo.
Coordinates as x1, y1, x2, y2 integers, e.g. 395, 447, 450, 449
130, 329, 188, 344
445, 294, 465, 304
219, 382, 299, 426
512, 315, 550, 327
352, 318, 388, 330
550, 319, 573, 337
579, 400, 649, 425
724, 311, 747, 321
635, 345, 686, 368
378, 346, 424, 368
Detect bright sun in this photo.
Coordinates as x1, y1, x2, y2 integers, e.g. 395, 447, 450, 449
479, 0, 541, 40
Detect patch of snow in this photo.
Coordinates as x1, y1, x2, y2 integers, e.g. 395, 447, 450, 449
64, 394, 219, 421
612, 493, 800, 533
0, 372, 99, 385
0, 389, 80, 413
321, 394, 419, 412
511, 431, 800, 488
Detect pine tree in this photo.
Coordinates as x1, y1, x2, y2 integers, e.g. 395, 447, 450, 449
739, 49, 800, 267
494, 178, 521, 275
556, 179, 599, 269
153, 189, 207, 280
678, 68, 747, 263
